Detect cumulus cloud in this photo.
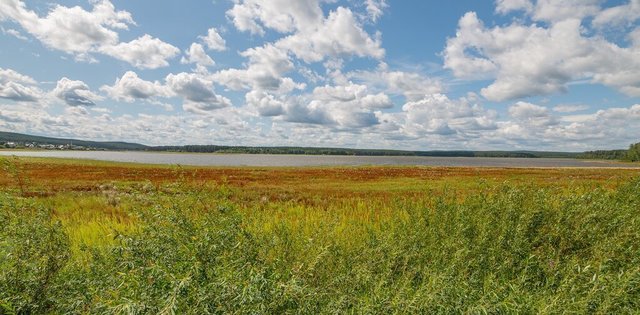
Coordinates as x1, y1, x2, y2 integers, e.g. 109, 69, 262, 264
496, 0, 602, 22
312, 82, 393, 109
245, 81, 398, 129
508, 101, 556, 127
100, 71, 171, 102
349, 66, 442, 102
181, 43, 215, 67
444, 10, 640, 101
275, 7, 384, 63
213, 44, 305, 93
0, 67, 42, 102
52, 78, 102, 107
0, 0, 130, 54
199, 28, 226, 51
400, 94, 497, 137
495, 0, 533, 14
227, 0, 383, 63
242, 82, 392, 129
532, 0, 601, 22
493, 102, 640, 149
227, 0, 323, 35
100, 34, 180, 69
593, 0, 640, 28
0, 0, 178, 68
245, 90, 285, 116
165, 72, 231, 113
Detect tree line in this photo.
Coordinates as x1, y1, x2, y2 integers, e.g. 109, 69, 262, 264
578, 142, 640, 161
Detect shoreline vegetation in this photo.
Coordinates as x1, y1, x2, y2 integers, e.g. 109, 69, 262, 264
1, 157, 639, 313
2, 131, 639, 161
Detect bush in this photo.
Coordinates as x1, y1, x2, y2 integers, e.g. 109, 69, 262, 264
0, 196, 70, 314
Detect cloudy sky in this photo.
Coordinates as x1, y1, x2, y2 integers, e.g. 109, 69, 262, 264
1, 0, 639, 151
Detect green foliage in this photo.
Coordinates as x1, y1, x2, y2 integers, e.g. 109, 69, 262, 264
1, 179, 640, 313
627, 142, 640, 162
0, 157, 28, 196
0, 196, 70, 314
577, 149, 628, 160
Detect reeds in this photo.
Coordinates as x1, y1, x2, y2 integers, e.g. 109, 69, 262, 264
0, 158, 639, 313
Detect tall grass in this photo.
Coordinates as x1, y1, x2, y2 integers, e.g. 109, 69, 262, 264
1, 175, 639, 313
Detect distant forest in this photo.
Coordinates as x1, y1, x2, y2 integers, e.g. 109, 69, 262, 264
578, 143, 640, 161
1, 131, 638, 161
149, 145, 582, 158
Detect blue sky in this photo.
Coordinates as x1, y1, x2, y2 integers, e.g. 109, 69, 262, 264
1, 0, 639, 151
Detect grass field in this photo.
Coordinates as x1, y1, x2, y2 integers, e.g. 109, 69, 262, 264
1, 156, 639, 314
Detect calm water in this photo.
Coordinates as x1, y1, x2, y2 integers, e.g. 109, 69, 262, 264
1, 150, 639, 168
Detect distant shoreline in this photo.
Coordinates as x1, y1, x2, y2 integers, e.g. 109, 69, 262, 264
0, 131, 632, 160
2, 150, 638, 168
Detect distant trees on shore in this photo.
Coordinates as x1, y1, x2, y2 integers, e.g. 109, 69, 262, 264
578, 142, 640, 161
627, 142, 640, 162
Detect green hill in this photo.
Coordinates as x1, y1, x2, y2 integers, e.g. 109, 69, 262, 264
0, 131, 149, 151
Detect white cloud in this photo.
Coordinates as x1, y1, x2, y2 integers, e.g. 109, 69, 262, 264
100, 34, 179, 69
213, 44, 305, 93
242, 82, 392, 129
0, 0, 179, 68
494, 103, 640, 149
226, 0, 323, 35
400, 93, 497, 136
1, 26, 28, 40
495, 0, 533, 14
245, 90, 285, 116
275, 7, 384, 63
227, 1, 383, 63
349, 66, 442, 102
497, 0, 640, 28
0, 67, 42, 102
0, 68, 36, 86
444, 10, 640, 101
509, 101, 550, 118
553, 104, 589, 113
0, 0, 129, 55
199, 28, 226, 51
165, 72, 231, 113
181, 43, 215, 67
532, 0, 601, 23
246, 82, 395, 129
593, 0, 640, 28
52, 77, 102, 107
100, 71, 171, 102
365, 0, 388, 22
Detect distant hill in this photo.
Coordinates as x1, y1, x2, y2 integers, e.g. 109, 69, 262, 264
0, 131, 149, 151
0, 131, 621, 159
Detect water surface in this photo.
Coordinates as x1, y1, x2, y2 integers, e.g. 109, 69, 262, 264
1, 150, 638, 168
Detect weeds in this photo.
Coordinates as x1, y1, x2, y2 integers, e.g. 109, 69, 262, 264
0, 159, 639, 313
0, 157, 28, 197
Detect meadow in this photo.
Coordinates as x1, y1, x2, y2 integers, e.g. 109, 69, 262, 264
1, 156, 639, 314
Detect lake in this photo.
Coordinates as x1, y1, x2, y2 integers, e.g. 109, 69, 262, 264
1, 150, 638, 168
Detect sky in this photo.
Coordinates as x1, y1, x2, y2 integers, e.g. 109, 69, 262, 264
1, 0, 639, 151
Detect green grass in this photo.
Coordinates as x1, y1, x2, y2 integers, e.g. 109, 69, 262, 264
1, 158, 639, 313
